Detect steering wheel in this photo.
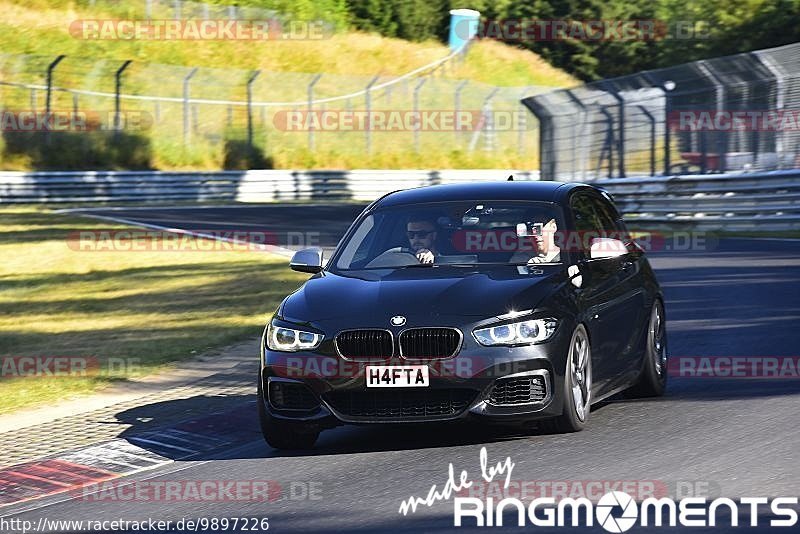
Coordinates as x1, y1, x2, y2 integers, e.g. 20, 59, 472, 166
364, 247, 420, 268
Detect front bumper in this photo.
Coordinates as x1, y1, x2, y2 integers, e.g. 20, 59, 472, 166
260, 319, 573, 427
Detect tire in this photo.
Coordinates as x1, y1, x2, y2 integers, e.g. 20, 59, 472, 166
257, 379, 320, 450
628, 299, 667, 397
542, 324, 592, 433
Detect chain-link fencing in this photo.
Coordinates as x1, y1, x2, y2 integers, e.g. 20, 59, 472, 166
0, 43, 549, 170
524, 42, 800, 181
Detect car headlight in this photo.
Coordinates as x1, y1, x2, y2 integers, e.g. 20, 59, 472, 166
473, 318, 558, 346
266, 323, 323, 352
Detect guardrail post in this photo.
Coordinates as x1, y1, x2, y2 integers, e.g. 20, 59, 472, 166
307, 74, 322, 151
182, 68, 198, 146
247, 70, 261, 149
413, 77, 428, 153
114, 60, 133, 138
45, 54, 66, 145
364, 75, 379, 154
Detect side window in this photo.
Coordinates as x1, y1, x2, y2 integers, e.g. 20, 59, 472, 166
571, 194, 601, 233
570, 194, 602, 255
589, 196, 618, 234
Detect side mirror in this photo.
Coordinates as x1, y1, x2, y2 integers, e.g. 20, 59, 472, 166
290, 248, 323, 273
589, 238, 627, 260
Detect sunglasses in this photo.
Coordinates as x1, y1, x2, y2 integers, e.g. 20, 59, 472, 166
407, 230, 434, 239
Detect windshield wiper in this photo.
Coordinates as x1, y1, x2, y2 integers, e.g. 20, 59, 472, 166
395, 263, 437, 268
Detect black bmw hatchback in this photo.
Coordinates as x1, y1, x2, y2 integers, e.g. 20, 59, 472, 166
259, 181, 667, 449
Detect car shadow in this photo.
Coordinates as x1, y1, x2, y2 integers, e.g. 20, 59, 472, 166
110, 392, 605, 461
108, 371, 800, 463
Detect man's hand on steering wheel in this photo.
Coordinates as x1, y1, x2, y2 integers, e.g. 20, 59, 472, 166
415, 248, 434, 264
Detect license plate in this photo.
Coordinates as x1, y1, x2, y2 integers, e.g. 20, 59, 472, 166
365, 365, 429, 387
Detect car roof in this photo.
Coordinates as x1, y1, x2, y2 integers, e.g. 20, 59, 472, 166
373, 180, 593, 208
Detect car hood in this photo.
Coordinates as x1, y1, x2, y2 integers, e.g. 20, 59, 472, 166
280, 266, 567, 325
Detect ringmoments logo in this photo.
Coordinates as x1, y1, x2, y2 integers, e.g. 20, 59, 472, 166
397, 447, 799, 530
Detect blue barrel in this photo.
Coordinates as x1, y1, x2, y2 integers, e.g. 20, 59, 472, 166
448, 9, 480, 51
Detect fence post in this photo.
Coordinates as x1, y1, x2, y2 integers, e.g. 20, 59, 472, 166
755, 52, 786, 169
114, 60, 133, 138
182, 67, 198, 146
518, 87, 529, 155
145, 0, 152, 18
30, 88, 37, 112
45, 55, 66, 145
454, 80, 468, 143
364, 76, 379, 154
307, 74, 322, 150
468, 87, 498, 152
637, 105, 657, 177
599, 108, 615, 179
697, 60, 726, 172
413, 77, 428, 153
565, 90, 588, 181
174, 0, 181, 19
247, 70, 261, 149
601, 81, 626, 178
483, 88, 499, 152
662, 80, 675, 175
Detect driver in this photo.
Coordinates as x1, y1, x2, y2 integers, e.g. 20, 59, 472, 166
406, 216, 439, 264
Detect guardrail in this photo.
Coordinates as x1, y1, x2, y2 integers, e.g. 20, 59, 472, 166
0, 169, 798, 231
596, 170, 800, 231
0, 169, 539, 204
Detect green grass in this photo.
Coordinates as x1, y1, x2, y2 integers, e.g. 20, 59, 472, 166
0, 207, 308, 414
0, 0, 573, 171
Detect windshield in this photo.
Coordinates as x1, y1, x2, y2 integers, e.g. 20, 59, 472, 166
332, 201, 565, 271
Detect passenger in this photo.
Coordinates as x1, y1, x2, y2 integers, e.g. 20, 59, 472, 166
510, 218, 561, 264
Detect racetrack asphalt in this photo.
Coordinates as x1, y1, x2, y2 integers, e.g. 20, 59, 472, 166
4, 204, 799, 532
